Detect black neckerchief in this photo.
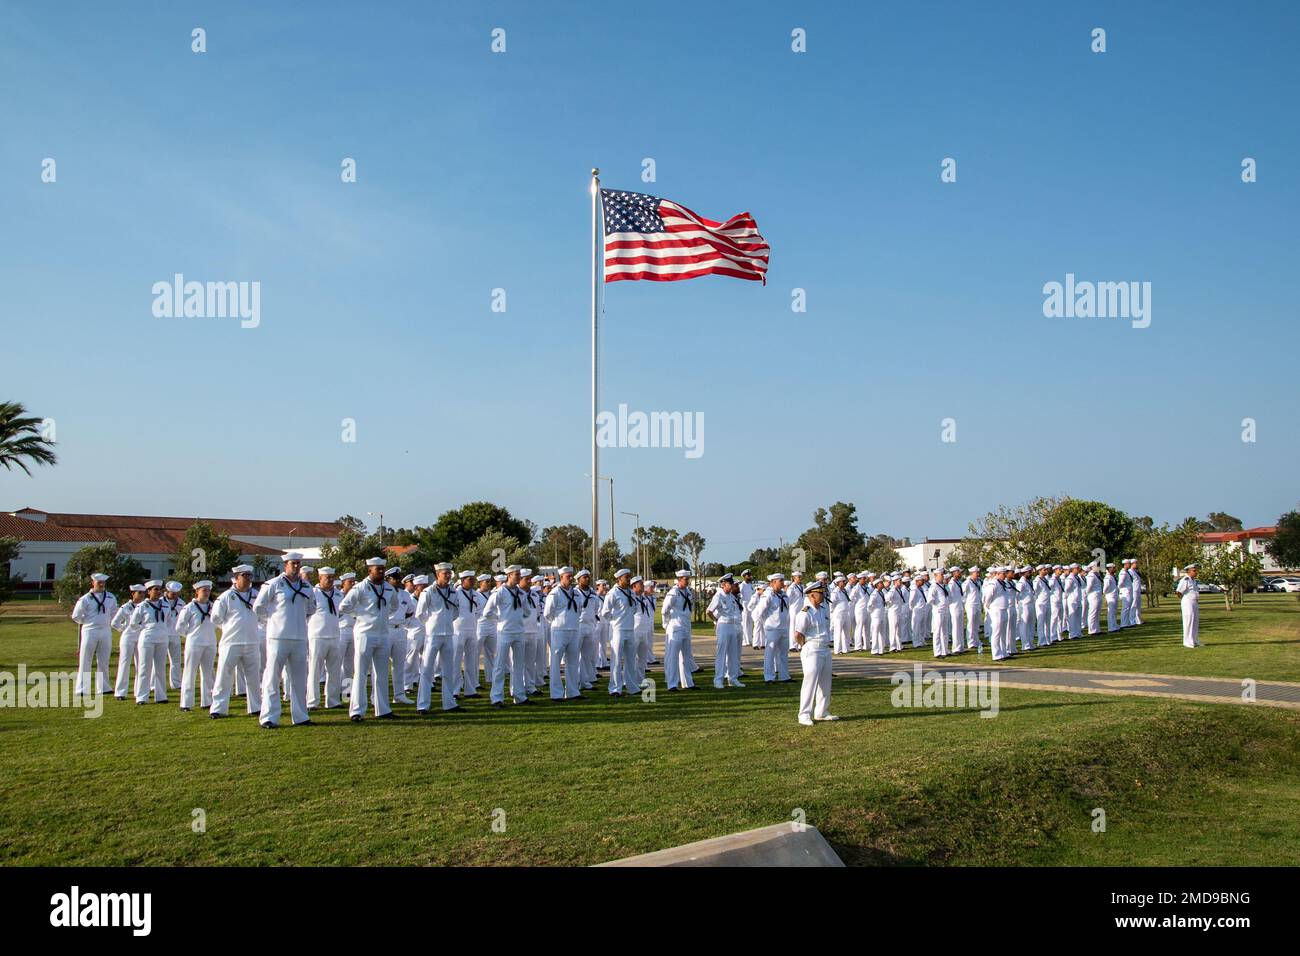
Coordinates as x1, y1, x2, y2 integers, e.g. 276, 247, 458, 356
320, 588, 337, 615
775, 591, 787, 612
89, 591, 108, 614
506, 585, 522, 610
234, 588, 255, 611
195, 600, 212, 621
731, 591, 743, 612
618, 586, 633, 606
145, 600, 164, 623
369, 579, 387, 607
283, 574, 310, 603
939, 582, 949, 597
436, 585, 455, 611
578, 586, 593, 608
461, 587, 477, 611
560, 586, 578, 612
677, 586, 693, 612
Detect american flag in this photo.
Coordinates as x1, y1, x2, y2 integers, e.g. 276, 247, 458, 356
601, 188, 769, 284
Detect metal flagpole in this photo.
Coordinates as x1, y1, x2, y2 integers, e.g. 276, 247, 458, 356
590, 168, 601, 582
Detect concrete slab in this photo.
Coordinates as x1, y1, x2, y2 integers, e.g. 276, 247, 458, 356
598, 822, 844, 867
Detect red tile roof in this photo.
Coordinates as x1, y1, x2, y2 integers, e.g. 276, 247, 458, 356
1200, 526, 1276, 544
0, 514, 99, 542
8, 509, 342, 539
0, 514, 283, 556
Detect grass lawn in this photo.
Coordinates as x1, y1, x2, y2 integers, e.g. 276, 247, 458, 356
2, 604, 1298, 866
866, 593, 1300, 683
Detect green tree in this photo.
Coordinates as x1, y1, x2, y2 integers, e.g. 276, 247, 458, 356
171, 521, 241, 591
415, 502, 534, 561
0, 401, 58, 474
319, 527, 391, 578
957, 496, 1135, 569
537, 524, 591, 568
1197, 512, 1244, 533
797, 501, 868, 568
54, 543, 149, 606
0, 536, 22, 607
1200, 544, 1262, 610
453, 530, 530, 576
1267, 509, 1300, 570
336, 514, 367, 535
862, 534, 902, 574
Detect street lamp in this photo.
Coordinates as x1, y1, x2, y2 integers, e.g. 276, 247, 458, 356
367, 512, 384, 547
584, 473, 616, 553
622, 511, 642, 578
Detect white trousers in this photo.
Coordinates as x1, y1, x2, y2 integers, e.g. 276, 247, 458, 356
1132, 590, 1143, 625
1017, 604, 1034, 649
1105, 596, 1118, 632
577, 623, 596, 687
76, 626, 112, 696
1066, 599, 1083, 638
987, 607, 1010, 659
870, 611, 887, 655
831, 611, 852, 654
549, 628, 582, 699
419, 633, 457, 711
210, 643, 262, 715
1181, 598, 1200, 647
853, 609, 869, 651
965, 605, 983, 651
948, 603, 965, 651
491, 631, 527, 704
608, 627, 639, 695
167, 634, 182, 689
478, 630, 497, 691
1035, 603, 1051, 647
635, 627, 652, 681
339, 632, 355, 688
180, 641, 216, 709
1085, 595, 1101, 634
931, 607, 950, 657
762, 628, 790, 681
453, 626, 481, 695
114, 631, 139, 698
135, 642, 170, 703
524, 630, 543, 691
307, 637, 343, 708
387, 629, 409, 698
910, 608, 927, 648
887, 608, 904, 651
261, 639, 309, 726
663, 626, 694, 690
404, 628, 424, 689
350, 631, 392, 718
797, 642, 832, 722
713, 622, 741, 686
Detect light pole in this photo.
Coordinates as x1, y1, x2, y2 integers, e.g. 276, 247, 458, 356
585, 473, 616, 563
367, 512, 384, 547
622, 511, 642, 578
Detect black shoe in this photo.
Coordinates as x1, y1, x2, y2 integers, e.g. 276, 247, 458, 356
417, 709, 429, 715
180, 707, 191, 712
518, 698, 534, 705
492, 701, 505, 708
445, 706, 462, 713
463, 693, 479, 699
350, 715, 363, 722
668, 687, 680, 692
260, 722, 277, 730
250, 711, 260, 718
294, 720, 314, 726
377, 712, 397, 720
209, 712, 223, 719
572, 694, 588, 700
115, 695, 126, 701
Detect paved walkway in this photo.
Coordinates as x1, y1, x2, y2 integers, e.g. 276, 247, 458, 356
663, 636, 1300, 710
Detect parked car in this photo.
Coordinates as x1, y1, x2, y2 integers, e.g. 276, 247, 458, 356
1251, 581, 1281, 593
1195, 582, 1223, 593
1275, 578, 1300, 593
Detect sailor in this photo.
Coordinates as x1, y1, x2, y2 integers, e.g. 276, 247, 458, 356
162, 581, 184, 690
1118, 559, 1134, 628
111, 584, 146, 699
176, 580, 218, 711
476, 573, 499, 693
630, 576, 654, 683
909, 571, 929, 649
543, 566, 585, 700
1128, 558, 1144, 626
1176, 564, 1201, 648
738, 570, 756, 647
130, 581, 171, 704
642, 580, 660, 666
1102, 563, 1119, 632
962, 567, 983, 653
786, 569, 806, 651
897, 573, 913, 648
402, 573, 424, 696
71, 572, 118, 697
748, 580, 768, 650
1015, 566, 1035, 652
707, 572, 745, 688
254, 552, 317, 728
660, 569, 696, 691
928, 568, 951, 658
416, 565, 460, 714
883, 573, 906, 652
1064, 563, 1084, 639
484, 566, 531, 706
337, 571, 357, 698
828, 573, 853, 655
851, 571, 872, 652
983, 567, 1011, 661
599, 569, 639, 696
1032, 565, 1052, 647
210, 565, 263, 718
574, 569, 600, 690
517, 569, 543, 695
593, 578, 611, 671
306, 567, 343, 709
754, 573, 792, 681
1049, 565, 1066, 641
1084, 562, 1103, 635
452, 569, 483, 698
337, 557, 401, 721
947, 567, 966, 652
794, 581, 838, 726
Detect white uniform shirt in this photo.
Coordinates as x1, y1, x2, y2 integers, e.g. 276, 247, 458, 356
753, 587, 791, 632
1176, 574, 1198, 605
308, 585, 342, 641
454, 585, 482, 634
72, 590, 119, 634
829, 584, 853, 617
576, 586, 600, 628
544, 584, 583, 631
600, 585, 637, 630
254, 573, 317, 641
661, 585, 694, 633
212, 586, 261, 647
795, 603, 831, 644
707, 588, 744, 625
338, 577, 403, 639
417, 584, 460, 638
177, 599, 218, 647
484, 584, 530, 635
112, 600, 142, 639
130, 598, 171, 645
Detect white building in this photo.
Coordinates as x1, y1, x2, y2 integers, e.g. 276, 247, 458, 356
1, 508, 343, 588
894, 537, 964, 571
1199, 527, 1288, 573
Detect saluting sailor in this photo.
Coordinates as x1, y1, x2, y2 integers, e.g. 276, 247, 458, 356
131, 581, 172, 704
210, 565, 263, 718
1176, 564, 1201, 648
416, 564, 460, 714
794, 581, 838, 726
337, 571, 357, 698
176, 580, 218, 710
254, 552, 317, 728
111, 584, 146, 699
162, 581, 185, 690
71, 572, 118, 697
338, 557, 402, 721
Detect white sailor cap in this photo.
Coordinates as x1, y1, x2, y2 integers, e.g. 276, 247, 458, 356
833, 573, 846, 580
365, 557, 386, 567
193, 579, 213, 590
301, 565, 315, 574
890, 572, 902, 580
520, 568, 533, 577
576, 569, 591, 579
339, 572, 357, 581
317, 567, 336, 576
402, 574, 415, 584
413, 574, 430, 586
128, 584, 146, 593
283, 551, 304, 562
1184, 563, 1198, 571
741, 569, 752, 576
494, 574, 507, 582
476, 573, 492, 582
968, 566, 980, 573
1069, 562, 1080, 569
504, 564, 522, 573
1125, 557, 1137, 563
630, 575, 643, 584
815, 571, 829, 579
144, 579, 163, 589
1105, 562, 1115, 568
767, 572, 784, 582
165, 581, 183, 592
615, 568, 632, 578
596, 578, 607, 586
790, 569, 803, 577
90, 572, 109, 583
459, 569, 475, 579
434, 562, 454, 572
558, 566, 575, 575
231, 564, 254, 576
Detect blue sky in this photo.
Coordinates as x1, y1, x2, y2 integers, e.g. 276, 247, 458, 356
2, 1, 1297, 562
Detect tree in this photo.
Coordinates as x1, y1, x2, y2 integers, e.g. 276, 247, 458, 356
335, 514, 367, 535
54, 544, 149, 606
1200, 544, 1262, 610
1197, 512, 1243, 533
679, 531, 707, 621
1267, 509, 1300, 570
797, 501, 868, 569
957, 496, 1135, 569
170, 521, 241, 591
1133, 517, 1202, 603
0, 536, 22, 607
453, 530, 530, 576
414, 502, 534, 561
862, 534, 902, 574
537, 524, 591, 568
319, 527, 391, 579
0, 401, 58, 474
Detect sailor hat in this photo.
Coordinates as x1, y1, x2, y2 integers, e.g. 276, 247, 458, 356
232, 564, 254, 575
413, 575, 430, 586
90, 572, 109, 583
144, 579, 163, 589
283, 551, 304, 562
365, 557, 386, 567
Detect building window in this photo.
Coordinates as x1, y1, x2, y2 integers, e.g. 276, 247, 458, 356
45, 563, 56, 581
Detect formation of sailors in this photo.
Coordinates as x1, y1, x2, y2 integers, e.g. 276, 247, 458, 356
69, 553, 1155, 728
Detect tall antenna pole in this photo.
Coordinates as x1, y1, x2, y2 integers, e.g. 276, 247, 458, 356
590, 168, 601, 582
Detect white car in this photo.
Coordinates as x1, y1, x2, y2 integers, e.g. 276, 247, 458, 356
1275, 578, 1300, 593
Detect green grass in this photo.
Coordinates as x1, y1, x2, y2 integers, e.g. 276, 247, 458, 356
2, 606, 1298, 866
869, 592, 1300, 683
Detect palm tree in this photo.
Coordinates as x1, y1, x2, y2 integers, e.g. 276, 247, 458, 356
0, 402, 58, 474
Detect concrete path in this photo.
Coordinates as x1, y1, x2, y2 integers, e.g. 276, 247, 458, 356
658, 636, 1300, 710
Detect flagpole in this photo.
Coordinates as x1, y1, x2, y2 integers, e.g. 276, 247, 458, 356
590, 168, 601, 583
